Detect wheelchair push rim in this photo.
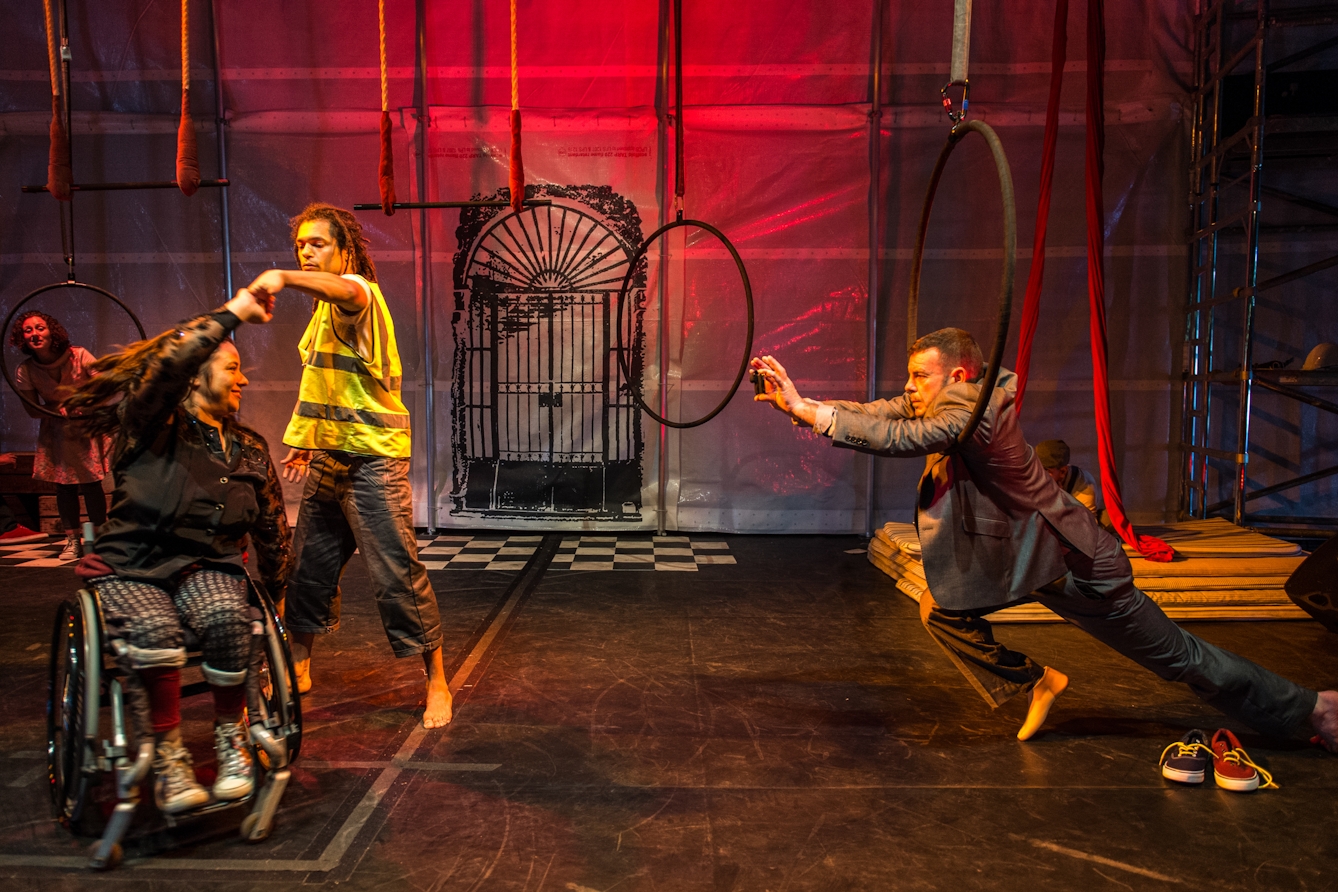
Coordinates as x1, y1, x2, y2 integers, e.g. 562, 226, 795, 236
47, 598, 93, 827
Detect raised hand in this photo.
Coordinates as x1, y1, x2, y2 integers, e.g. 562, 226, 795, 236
224, 288, 275, 324
282, 448, 314, 483
245, 269, 289, 299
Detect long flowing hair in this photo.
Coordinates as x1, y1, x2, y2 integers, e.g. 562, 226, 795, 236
290, 203, 378, 281
62, 329, 179, 437
9, 311, 71, 358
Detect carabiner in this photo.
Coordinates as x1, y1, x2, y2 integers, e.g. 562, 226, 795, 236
940, 79, 970, 127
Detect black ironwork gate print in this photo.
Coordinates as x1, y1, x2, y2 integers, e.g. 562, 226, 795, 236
450, 187, 647, 519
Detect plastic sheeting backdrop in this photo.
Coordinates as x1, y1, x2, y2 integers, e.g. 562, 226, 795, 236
5, 0, 1326, 531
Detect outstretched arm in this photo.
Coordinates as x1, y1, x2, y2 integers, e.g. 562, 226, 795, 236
245, 269, 369, 314
749, 355, 824, 428
120, 289, 273, 444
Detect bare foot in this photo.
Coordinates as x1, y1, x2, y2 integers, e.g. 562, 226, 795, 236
1311, 690, 1338, 753
1017, 666, 1069, 741
290, 631, 314, 695
422, 646, 453, 729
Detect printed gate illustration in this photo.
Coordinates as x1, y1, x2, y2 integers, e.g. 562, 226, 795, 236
450, 191, 647, 519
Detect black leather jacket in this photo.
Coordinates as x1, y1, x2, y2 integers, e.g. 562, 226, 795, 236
93, 308, 292, 595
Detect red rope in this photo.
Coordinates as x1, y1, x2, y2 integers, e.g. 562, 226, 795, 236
378, 0, 396, 215
508, 0, 524, 213
1012, 0, 1068, 413
175, 0, 200, 196
43, 0, 71, 201
379, 111, 397, 215
1013, 0, 1172, 561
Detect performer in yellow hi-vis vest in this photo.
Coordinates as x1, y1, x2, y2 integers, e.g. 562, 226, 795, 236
246, 203, 451, 729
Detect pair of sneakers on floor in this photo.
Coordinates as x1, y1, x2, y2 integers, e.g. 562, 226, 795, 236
152, 722, 255, 814
1159, 728, 1277, 792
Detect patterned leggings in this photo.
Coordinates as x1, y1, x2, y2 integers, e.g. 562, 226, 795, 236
94, 570, 251, 674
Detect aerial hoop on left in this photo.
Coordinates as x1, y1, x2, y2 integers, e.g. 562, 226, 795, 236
2, 281, 146, 419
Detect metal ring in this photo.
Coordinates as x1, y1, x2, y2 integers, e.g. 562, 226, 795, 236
3, 281, 147, 419
614, 218, 754, 430
906, 118, 1016, 448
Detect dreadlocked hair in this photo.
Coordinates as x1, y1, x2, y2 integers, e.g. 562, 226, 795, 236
9, 311, 71, 358
290, 203, 377, 282
61, 329, 180, 438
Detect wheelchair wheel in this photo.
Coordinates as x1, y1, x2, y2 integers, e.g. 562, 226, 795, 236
248, 581, 302, 764
47, 599, 95, 831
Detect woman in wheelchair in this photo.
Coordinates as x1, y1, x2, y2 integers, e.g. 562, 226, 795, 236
63, 288, 291, 814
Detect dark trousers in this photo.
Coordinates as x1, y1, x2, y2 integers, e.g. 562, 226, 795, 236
921, 528, 1318, 738
55, 481, 107, 531
284, 451, 442, 657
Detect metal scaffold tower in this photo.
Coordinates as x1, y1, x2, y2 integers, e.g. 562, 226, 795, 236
1181, 0, 1338, 537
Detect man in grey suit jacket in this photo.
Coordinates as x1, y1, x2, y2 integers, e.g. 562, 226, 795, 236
751, 327, 1338, 749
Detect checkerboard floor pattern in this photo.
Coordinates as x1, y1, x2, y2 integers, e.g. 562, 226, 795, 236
0, 540, 74, 567
418, 535, 736, 571
0, 535, 738, 572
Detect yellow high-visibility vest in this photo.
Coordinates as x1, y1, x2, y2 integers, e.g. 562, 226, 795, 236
283, 275, 411, 458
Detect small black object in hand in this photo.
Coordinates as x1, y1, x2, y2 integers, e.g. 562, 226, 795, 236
750, 369, 767, 396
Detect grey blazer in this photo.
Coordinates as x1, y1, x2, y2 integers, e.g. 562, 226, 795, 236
827, 368, 1101, 611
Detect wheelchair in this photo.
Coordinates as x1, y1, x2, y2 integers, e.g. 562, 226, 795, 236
46, 573, 302, 870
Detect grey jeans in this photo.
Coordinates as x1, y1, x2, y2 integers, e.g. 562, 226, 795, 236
285, 450, 442, 657
922, 528, 1318, 739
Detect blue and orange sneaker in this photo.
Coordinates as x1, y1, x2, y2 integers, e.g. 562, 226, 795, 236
1159, 729, 1213, 784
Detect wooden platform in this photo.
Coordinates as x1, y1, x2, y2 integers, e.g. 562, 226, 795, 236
869, 518, 1310, 622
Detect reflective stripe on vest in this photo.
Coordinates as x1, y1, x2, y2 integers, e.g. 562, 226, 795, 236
282, 276, 412, 458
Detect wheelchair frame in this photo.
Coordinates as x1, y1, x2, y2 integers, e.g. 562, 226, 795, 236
47, 574, 302, 870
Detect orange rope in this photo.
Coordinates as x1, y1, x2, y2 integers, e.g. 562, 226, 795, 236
377, 0, 396, 214
181, 0, 189, 92
379, 0, 388, 113
508, 0, 524, 213
176, 0, 200, 195
43, 0, 58, 97
510, 0, 519, 111
43, 0, 70, 200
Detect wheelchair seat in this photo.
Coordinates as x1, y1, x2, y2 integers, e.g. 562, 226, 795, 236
47, 573, 302, 870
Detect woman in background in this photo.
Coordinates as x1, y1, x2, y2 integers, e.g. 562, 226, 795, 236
11, 311, 111, 558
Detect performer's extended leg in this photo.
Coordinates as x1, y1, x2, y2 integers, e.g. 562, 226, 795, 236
919, 592, 1066, 739
1036, 531, 1318, 739
344, 454, 450, 729
920, 593, 1045, 706
284, 450, 358, 693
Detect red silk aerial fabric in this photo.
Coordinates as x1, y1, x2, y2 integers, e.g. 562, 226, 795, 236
379, 110, 397, 215
509, 108, 525, 213
1015, 0, 1173, 562
1012, 0, 1067, 415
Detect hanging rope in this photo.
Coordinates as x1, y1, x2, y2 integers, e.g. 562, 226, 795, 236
1013, 0, 1068, 415
1010, 0, 1172, 562
42, 0, 71, 201
674, 0, 684, 204
508, 0, 525, 214
175, 0, 200, 196
378, 0, 396, 215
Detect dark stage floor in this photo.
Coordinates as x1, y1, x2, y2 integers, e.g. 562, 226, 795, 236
1, 535, 1334, 891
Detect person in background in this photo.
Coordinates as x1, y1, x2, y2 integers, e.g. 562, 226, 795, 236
1035, 439, 1102, 520
11, 311, 111, 559
0, 453, 46, 543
